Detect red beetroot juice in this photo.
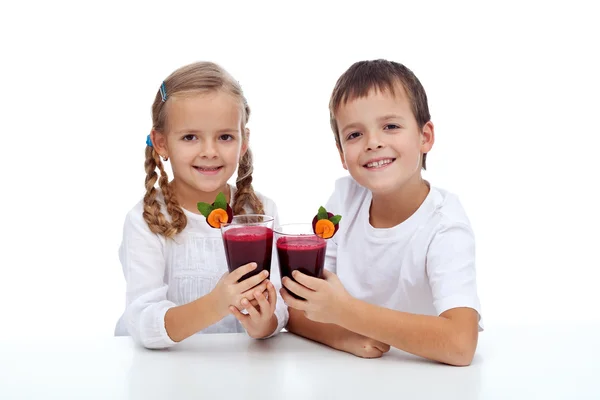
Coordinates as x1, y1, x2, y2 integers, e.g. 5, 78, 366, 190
222, 226, 273, 282
276, 235, 327, 300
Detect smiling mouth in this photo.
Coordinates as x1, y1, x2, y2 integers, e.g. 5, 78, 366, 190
194, 166, 223, 173
363, 158, 396, 169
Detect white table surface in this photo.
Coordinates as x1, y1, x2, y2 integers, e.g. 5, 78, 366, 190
1, 324, 599, 399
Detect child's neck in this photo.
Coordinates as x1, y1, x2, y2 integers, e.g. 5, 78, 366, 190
171, 179, 231, 215
369, 176, 430, 229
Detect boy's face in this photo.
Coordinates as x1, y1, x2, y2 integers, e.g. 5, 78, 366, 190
335, 85, 434, 196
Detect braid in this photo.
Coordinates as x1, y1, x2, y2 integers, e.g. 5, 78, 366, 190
232, 148, 264, 216
142, 146, 187, 238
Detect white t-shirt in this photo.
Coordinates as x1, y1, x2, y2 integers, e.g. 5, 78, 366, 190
114, 186, 289, 348
324, 176, 483, 331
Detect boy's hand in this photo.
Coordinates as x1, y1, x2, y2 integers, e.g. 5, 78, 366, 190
230, 280, 278, 338
280, 269, 350, 324
338, 331, 391, 358
212, 263, 269, 318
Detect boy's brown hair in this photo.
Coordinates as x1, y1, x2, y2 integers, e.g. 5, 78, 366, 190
329, 59, 431, 169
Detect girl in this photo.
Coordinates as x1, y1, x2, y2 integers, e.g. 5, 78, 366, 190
115, 61, 287, 349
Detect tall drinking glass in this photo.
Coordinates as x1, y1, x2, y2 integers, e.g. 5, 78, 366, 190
274, 223, 327, 300
220, 215, 274, 282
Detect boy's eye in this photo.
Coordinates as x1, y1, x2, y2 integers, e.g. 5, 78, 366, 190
182, 134, 197, 141
346, 132, 362, 141
219, 134, 234, 141
384, 124, 400, 130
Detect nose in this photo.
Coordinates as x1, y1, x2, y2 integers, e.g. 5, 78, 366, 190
365, 131, 384, 151
200, 139, 218, 158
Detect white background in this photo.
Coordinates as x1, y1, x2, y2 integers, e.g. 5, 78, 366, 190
0, 0, 598, 339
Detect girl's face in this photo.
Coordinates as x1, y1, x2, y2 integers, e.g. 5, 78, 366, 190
152, 90, 247, 208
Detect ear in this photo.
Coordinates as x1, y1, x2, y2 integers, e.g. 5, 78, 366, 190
150, 129, 169, 156
420, 121, 435, 153
337, 143, 348, 170
240, 128, 250, 158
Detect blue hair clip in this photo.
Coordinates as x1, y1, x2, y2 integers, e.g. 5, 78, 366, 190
159, 81, 167, 102
146, 134, 153, 147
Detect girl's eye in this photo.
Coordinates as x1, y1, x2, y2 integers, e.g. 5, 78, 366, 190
219, 134, 234, 141
182, 134, 196, 141
384, 124, 400, 130
346, 132, 362, 141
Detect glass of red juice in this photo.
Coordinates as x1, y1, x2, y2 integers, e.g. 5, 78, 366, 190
275, 223, 327, 300
220, 215, 274, 282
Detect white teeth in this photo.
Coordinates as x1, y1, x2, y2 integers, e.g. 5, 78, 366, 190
366, 159, 393, 168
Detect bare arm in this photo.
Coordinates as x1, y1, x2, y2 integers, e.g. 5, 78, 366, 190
338, 300, 479, 366
282, 271, 478, 365
286, 307, 348, 349
165, 264, 270, 342
164, 291, 225, 342
286, 301, 390, 358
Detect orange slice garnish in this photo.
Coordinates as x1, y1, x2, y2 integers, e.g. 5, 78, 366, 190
315, 219, 335, 239
207, 208, 229, 228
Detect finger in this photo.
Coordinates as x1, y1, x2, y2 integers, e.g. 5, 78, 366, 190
266, 281, 277, 312
359, 347, 384, 359
237, 269, 269, 292
279, 287, 308, 311
365, 339, 390, 356
238, 282, 268, 309
249, 298, 260, 308
252, 290, 268, 311
254, 288, 271, 315
282, 276, 314, 299
241, 281, 268, 300
237, 299, 260, 311
376, 343, 391, 353
292, 271, 322, 291
241, 297, 261, 319
229, 305, 249, 324
228, 262, 258, 283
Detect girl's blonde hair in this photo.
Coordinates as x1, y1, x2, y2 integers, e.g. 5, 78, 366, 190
143, 61, 264, 238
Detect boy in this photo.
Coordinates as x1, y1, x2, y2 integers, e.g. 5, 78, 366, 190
280, 59, 483, 366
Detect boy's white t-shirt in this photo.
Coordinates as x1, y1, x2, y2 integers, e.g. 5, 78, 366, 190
114, 185, 289, 348
324, 176, 483, 330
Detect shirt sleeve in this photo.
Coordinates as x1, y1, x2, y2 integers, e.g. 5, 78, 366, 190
426, 222, 483, 331
263, 199, 289, 337
119, 210, 177, 349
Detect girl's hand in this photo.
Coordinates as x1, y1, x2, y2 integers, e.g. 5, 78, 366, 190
229, 280, 278, 338
212, 262, 269, 318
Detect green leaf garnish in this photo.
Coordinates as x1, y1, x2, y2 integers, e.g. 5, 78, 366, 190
317, 206, 329, 220
213, 192, 227, 210
197, 202, 214, 217
329, 215, 342, 225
